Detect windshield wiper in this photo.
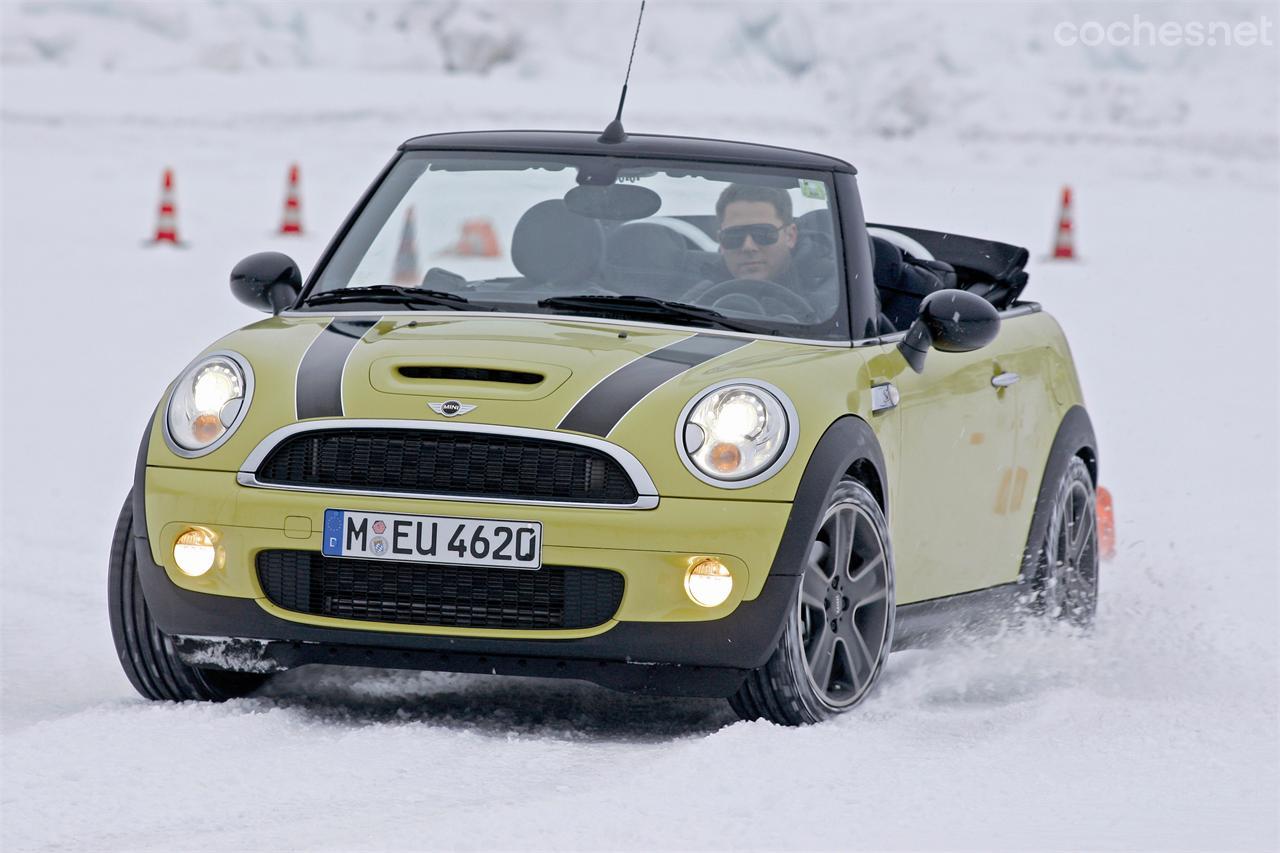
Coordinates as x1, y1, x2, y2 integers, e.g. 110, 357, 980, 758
537, 294, 776, 335
304, 285, 472, 311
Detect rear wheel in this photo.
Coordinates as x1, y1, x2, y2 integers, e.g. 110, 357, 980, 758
108, 493, 267, 701
730, 479, 894, 725
1028, 456, 1099, 626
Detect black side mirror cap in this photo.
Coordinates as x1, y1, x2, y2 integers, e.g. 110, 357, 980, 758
231, 252, 302, 315
897, 290, 1001, 373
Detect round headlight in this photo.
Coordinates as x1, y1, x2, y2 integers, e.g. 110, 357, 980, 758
678, 382, 795, 486
165, 352, 252, 455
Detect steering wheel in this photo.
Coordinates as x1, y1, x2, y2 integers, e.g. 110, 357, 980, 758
693, 278, 815, 320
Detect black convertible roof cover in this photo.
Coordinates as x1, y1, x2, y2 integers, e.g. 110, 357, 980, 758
400, 130, 856, 174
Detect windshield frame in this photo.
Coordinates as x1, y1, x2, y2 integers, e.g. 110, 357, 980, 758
295, 149, 856, 344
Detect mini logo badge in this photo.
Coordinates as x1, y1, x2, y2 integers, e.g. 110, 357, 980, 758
429, 400, 476, 418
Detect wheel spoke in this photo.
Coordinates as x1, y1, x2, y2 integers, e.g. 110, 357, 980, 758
801, 567, 829, 611
1071, 507, 1096, 564
847, 554, 885, 605
833, 638, 862, 692
807, 618, 835, 659
1066, 487, 1076, 542
1055, 511, 1070, 563
806, 539, 829, 576
832, 508, 855, 574
808, 628, 836, 691
837, 619, 875, 689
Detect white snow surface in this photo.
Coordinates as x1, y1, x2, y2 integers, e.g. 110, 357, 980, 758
1, 2, 1278, 851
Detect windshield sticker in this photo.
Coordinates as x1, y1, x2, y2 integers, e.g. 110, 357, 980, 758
799, 180, 827, 200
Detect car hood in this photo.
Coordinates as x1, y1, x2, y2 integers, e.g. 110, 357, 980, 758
297, 314, 759, 429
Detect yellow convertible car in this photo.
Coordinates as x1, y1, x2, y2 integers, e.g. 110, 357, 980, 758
109, 130, 1100, 725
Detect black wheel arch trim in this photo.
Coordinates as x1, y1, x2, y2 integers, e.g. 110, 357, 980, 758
1019, 405, 1097, 584
131, 409, 156, 543
771, 414, 889, 578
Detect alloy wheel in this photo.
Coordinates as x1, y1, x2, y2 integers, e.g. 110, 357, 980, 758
797, 500, 891, 708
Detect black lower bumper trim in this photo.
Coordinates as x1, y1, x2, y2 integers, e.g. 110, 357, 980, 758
172, 635, 750, 698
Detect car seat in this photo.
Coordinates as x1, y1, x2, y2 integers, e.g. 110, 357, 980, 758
603, 222, 698, 299
510, 200, 604, 287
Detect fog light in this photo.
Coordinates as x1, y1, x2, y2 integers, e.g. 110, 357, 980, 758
685, 558, 733, 608
173, 528, 216, 576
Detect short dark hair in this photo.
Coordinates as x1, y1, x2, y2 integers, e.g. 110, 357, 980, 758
715, 183, 793, 225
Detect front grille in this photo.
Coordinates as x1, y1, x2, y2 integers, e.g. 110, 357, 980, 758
257, 550, 624, 630
255, 428, 639, 504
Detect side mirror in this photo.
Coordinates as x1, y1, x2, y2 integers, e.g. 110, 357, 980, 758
897, 290, 1000, 373
230, 252, 302, 315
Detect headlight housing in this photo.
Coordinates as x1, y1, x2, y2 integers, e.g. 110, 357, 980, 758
164, 351, 253, 456
677, 381, 797, 487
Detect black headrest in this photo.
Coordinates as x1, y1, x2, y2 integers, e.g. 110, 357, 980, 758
871, 236, 905, 290
511, 200, 604, 285
794, 228, 834, 265
606, 222, 686, 272
797, 209, 834, 236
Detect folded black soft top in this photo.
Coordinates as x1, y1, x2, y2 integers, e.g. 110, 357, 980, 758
867, 224, 1030, 302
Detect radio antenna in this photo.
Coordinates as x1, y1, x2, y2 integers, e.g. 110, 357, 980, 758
599, 0, 646, 144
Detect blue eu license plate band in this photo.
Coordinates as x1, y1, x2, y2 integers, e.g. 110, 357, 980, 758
322, 509, 345, 556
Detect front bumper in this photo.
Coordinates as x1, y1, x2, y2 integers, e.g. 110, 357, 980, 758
137, 466, 802, 697
137, 540, 800, 696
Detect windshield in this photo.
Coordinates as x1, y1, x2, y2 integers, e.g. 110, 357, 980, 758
306, 151, 847, 340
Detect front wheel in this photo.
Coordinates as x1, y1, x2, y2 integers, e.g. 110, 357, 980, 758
730, 479, 895, 725
108, 493, 268, 701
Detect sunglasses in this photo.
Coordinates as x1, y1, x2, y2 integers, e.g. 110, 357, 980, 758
718, 224, 783, 250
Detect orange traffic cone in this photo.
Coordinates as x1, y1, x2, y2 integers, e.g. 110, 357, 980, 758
147, 167, 184, 246
279, 163, 303, 235
1097, 486, 1116, 560
440, 218, 501, 258
1049, 185, 1075, 260
392, 207, 420, 285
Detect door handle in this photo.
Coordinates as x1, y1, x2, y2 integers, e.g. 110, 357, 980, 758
991, 372, 1020, 388
871, 383, 900, 412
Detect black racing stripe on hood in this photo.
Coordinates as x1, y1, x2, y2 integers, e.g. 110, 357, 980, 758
558, 334, 751, 437
295, 317, 378, 419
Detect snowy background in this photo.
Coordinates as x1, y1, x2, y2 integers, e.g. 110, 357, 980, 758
1, 1, 1277, 850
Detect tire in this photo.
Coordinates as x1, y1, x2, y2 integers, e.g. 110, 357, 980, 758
108, 493, 267, 701
1027, 455, 1099, 627
730, 479, 895, 725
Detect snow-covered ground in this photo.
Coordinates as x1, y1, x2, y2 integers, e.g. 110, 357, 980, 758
2, 2, 1277, 851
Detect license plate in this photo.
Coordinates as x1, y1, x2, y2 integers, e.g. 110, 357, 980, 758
322, 509, 542, 570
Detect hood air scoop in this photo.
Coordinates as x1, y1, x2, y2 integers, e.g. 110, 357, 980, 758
397, 365, 543, 385
370, 357, 571, 402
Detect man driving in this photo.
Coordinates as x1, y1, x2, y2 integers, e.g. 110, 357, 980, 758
716, 184, 799, 282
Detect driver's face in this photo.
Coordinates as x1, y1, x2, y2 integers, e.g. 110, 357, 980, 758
719, 201, 798, 281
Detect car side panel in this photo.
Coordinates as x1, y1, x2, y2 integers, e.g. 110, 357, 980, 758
863, 335, 1019, 602
1004, 310, 1091, 582
868, 308, 1085, 600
